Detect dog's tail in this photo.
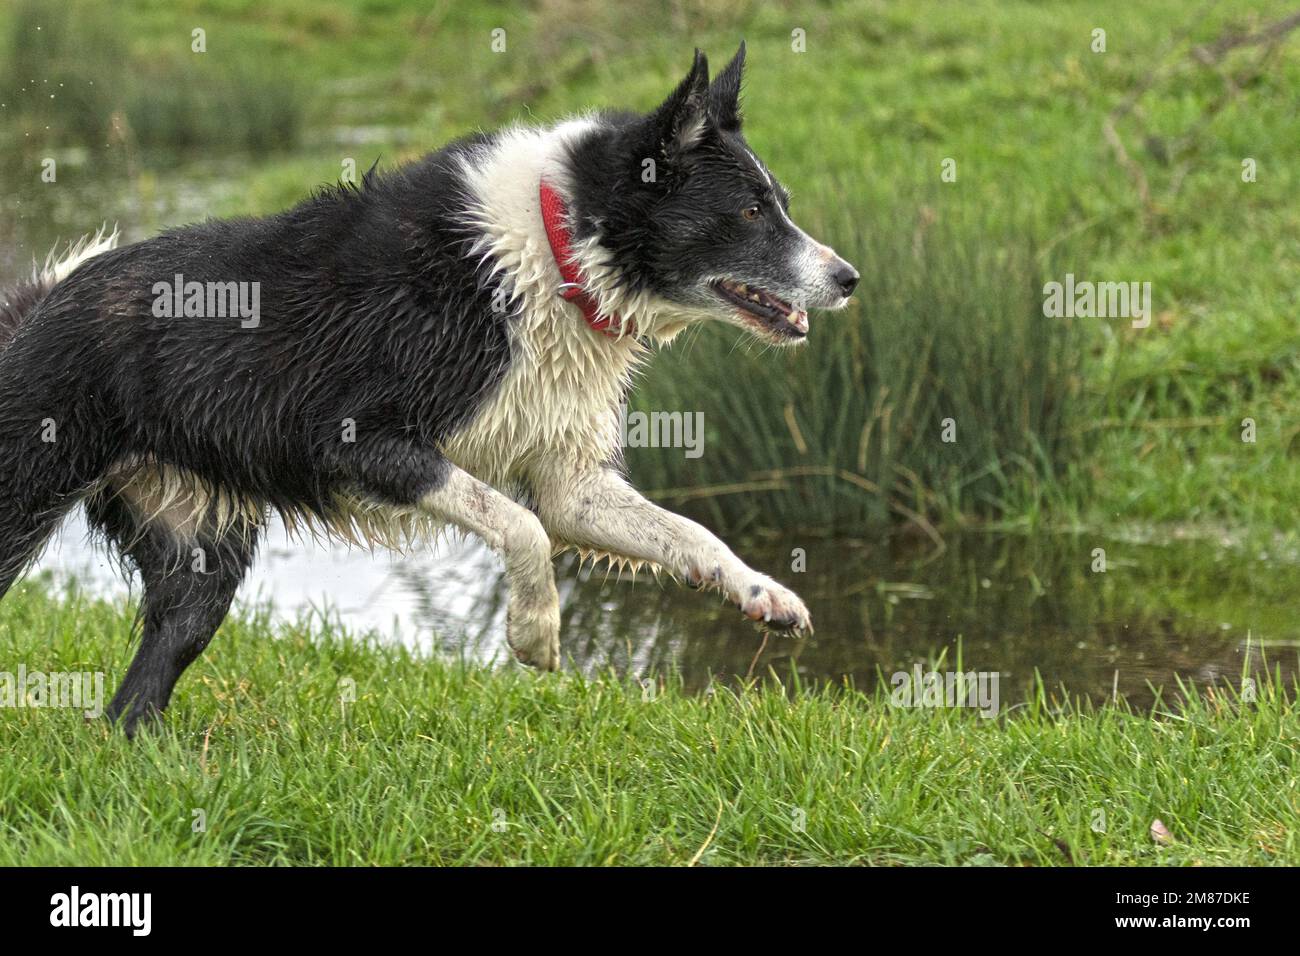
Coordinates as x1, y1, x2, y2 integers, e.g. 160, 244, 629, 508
0, 226, 119, 350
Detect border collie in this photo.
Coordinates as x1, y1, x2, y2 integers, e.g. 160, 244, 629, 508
0, 44, 858, 735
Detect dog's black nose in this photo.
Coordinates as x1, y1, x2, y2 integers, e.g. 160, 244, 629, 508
832, 259, 860, 297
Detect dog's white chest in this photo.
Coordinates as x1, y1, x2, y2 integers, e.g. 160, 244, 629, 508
442, 305, 639, 488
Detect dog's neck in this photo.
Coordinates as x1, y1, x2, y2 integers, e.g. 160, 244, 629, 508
538, 178, 630, 340
455, 119, 698, 348
439, 121, 643, 487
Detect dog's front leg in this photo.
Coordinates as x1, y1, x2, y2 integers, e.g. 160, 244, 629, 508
420, 467, 561, 669
536, 468, 811, 633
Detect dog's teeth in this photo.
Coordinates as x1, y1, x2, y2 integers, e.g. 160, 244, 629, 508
793, 311, 809, 333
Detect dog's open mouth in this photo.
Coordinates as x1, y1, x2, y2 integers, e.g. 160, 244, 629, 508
711, 279, 808, 339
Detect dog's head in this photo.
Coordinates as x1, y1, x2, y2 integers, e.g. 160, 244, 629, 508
572, 43, 858, 344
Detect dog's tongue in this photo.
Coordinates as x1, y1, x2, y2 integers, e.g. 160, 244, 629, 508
791, 310, 808, 334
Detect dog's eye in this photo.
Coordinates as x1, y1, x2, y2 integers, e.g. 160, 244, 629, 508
742, 204, 762, 222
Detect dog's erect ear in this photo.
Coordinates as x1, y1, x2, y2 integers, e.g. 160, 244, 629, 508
648, 49, 710, 160
709, 41, 745, 131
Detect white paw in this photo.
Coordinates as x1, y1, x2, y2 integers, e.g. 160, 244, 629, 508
736, 575, 812, 634
506, 594, 562, 671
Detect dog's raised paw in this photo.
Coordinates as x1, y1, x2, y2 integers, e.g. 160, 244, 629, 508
734, 575, 812, 635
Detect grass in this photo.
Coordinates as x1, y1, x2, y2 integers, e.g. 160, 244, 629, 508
2, 0, 307, 152
2, 580, 1297, 866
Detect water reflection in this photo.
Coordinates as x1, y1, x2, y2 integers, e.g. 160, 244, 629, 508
513, 533, 1299, 707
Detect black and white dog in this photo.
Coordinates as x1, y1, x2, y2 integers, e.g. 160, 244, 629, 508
0, 44, 857, 734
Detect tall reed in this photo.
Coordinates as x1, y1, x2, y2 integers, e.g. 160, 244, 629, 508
628, 189, 1090, 535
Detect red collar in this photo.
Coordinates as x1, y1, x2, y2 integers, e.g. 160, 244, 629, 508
538, 180, 628, 338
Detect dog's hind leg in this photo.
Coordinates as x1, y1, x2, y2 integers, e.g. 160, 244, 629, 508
86, 473, 262, 736
0, 231, 121, 595
0, 493, 77, 596
0, 421, 111, 597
